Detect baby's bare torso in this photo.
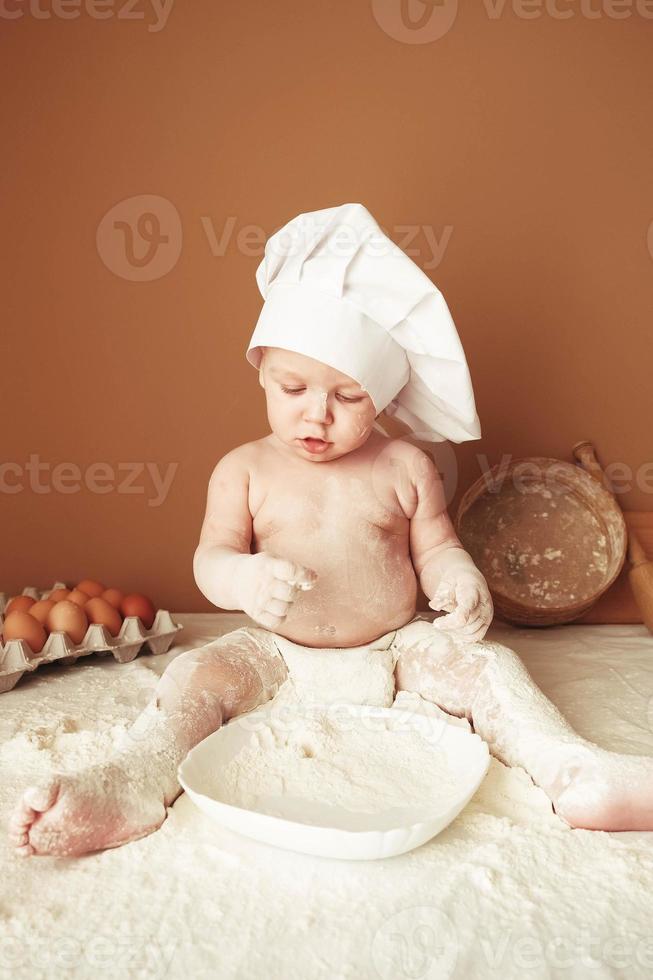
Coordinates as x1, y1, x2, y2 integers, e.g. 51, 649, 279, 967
246, 432, 419, 648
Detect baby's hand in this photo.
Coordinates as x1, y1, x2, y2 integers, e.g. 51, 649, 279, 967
428, 570, 493, 643
235, 553, 317, 631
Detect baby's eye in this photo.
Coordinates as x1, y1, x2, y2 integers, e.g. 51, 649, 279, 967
280, 386, 362, 403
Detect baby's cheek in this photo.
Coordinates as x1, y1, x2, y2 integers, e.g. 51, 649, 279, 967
356, 419, 372, 437
350, 411, 374, 439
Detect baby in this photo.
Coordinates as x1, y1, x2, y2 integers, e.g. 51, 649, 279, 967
10, 205, 653, 856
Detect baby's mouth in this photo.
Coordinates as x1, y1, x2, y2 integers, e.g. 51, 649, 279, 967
300, 438, 331, 454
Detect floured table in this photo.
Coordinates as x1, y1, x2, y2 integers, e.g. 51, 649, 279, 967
1, 614, 652, 980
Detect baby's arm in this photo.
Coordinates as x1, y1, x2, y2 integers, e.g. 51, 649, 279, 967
407, 448, 493, 642
193, 449, 255, 610
193, 449, 316, 629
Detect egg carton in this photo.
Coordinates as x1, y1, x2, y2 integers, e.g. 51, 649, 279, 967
0, 583, 183, 694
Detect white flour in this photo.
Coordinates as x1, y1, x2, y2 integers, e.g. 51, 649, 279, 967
212, 704, 466, 819
1, 615, 652, 980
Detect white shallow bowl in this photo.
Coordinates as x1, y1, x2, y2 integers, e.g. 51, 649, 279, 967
178, 701, 490, 861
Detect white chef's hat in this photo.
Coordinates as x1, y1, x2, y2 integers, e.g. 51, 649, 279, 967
246, 203, 481, 443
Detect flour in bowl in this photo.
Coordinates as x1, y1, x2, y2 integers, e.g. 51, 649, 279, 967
207, 706, 470, 822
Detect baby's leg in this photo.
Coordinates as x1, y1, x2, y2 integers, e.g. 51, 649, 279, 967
9, 629, 288, 857
393, 625, 653, 831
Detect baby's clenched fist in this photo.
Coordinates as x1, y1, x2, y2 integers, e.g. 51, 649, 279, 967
234, 553, 317, 631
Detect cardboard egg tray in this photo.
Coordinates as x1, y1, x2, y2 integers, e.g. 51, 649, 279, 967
0, 583, 183, 694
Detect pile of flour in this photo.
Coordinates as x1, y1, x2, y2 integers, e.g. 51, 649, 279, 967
209, 701, 472, 821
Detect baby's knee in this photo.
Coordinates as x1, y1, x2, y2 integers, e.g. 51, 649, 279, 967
394, 632, 498, 698
161, 631, 287, 718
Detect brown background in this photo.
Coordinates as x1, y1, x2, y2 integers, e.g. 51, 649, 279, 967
2, 1, 652, 614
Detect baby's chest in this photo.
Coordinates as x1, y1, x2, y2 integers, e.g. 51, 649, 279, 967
251, 469, 407, 543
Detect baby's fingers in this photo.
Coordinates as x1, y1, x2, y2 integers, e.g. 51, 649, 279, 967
270, 579, 299, 603
433, 611, 488, 641
265, 597, 291, 619
272, 558, 318, 591
454, 600, 494, 641
428, 583, 455, 612
433, 588, 480, 629
432, 609, 468, 632
433, 606, 482, 633
459, 613, 492, 642
254, 597, 291, 630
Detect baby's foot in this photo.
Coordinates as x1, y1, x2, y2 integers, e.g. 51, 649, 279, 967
548, 746, 653, 832
8, 754, 180, 857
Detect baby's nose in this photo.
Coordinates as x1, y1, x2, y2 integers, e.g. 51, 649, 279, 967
304, 391, 331, 421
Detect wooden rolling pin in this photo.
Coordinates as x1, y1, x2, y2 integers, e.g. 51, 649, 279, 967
573, 440, 653, 634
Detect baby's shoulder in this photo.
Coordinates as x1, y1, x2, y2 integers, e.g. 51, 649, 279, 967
373, 436, 440, 518
216, 439, 264, 472
374, 434, 428, 470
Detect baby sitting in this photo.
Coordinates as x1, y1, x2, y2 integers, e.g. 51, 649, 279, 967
10, 204, 653, 856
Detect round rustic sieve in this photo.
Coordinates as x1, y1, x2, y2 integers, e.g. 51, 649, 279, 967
455, 457, 627, 626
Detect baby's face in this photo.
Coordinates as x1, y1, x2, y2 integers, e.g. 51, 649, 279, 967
258, 347, 378, 461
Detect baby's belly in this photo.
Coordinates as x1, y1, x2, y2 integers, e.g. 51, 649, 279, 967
255, 530, 418, 648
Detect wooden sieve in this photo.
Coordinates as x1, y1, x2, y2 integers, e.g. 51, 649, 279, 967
455, 457, 627, 627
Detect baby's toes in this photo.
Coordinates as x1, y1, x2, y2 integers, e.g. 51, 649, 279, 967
10, 780, 57, 830
24, 780, 61, 813
8, 779, 59, 854
9, 778, 62, 855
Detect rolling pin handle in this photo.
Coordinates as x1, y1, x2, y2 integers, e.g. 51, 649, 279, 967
573, 441, 647, 572
572, 441, 608, 488
628, 535, 648, 569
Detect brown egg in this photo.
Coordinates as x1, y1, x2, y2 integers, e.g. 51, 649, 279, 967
2, 611, 47, 655
121, 593, 156, 629
102, 588, 124, 610
85, 597, 123, 637
67, 588, 91, 607
29, 599, 56, 627
5, 595, 36, 616
47, 601, 89, 645
48, 588, 70, 602
76, 579, 105, 598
